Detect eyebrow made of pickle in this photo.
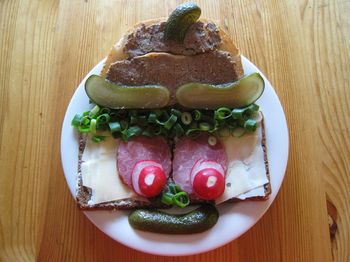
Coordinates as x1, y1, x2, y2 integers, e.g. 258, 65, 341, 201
85, 75, 170, 109
176, 73, 265, 109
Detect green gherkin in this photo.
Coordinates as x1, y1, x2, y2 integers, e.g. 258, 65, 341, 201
85, 75, 170, 109
176, 73, 265, 109
164, 2, 202, 42
128, 204, 219, 234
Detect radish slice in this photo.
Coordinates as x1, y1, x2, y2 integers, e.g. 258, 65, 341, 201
190, 160, 225, 186
131, 160, 166, 197
190, 160, 225, 200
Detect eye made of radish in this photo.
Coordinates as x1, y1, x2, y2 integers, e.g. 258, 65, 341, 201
190, 160, 225, 200
131, 161, 167, 197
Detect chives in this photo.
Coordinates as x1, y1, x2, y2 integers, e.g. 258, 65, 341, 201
71, 104, 260, 142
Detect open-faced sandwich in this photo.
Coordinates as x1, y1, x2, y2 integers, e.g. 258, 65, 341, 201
71, 2, 269, 234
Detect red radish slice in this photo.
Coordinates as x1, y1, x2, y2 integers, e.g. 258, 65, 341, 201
190, 160, 225, 185
190, 160, 225, 200
131, 160, 166, 197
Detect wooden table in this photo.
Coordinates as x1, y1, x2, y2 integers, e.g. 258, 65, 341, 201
1, 0, 349, 261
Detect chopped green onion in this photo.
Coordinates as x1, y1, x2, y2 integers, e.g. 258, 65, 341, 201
199, 122, 211, 131
71, 113, 82, 127
100, 107, 111, 115
81, 116, 90, 126
96, 113, 110, 125
78, 126, 90, 133
108, 122, 121, 133
148, 113, 157, 123
155, 111, 171, 126
168, 183, 181, 194
161, 192, 174, 205
186, 128, 201, 137
153, 125, 163, 136
123, 126, 142, 140
157, 110, 169, 122
193, 110, 202, 120
89, 105, 100, 118
248, 103, 259, 112
120, 120, 129, 131
163, 114, 177, 130
181, 112, 192, 125
208, 136, 217, 146
208, 120, 219, 133
231, 108, 245, 120
172, 123, 185, 137
244, 119, 257, 131
173, 192, 190, 208
215, 107, 232, 120
171, 108, 182, 117
90, 119, 97, 134
92, 135, 106, 143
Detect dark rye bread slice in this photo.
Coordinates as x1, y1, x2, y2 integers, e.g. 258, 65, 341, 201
76, 117, 271, 210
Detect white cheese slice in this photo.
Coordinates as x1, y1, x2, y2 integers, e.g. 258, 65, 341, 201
236, 186, 266, 200
81, 136, 136, 205
216, 124, 269, 204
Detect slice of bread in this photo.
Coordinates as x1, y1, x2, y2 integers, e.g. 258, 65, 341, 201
100, 18, 243, 78
76, 117, 270, 210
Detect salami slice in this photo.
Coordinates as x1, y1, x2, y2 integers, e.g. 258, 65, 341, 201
172, 134, 227, 194
117, 136, 171, 187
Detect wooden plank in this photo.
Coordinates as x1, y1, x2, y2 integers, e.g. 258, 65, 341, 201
0, 0, 60, 260
305, 0, 350, 260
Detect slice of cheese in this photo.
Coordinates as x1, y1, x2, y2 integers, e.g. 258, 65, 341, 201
216, 124, 269, 204
81, 136, 136, 205
237, 186, 266, 200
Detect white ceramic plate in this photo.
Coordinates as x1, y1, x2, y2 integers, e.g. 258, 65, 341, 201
61, 56, 289, 256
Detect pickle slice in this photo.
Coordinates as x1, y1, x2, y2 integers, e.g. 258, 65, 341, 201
85, 75, 170, 109
176, 73, 265, 109
164, 2, 201, 42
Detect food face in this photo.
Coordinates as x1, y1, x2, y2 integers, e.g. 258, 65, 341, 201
72, 2, 270, 234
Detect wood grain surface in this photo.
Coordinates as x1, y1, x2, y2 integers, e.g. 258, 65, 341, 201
0, 0, 349, 261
